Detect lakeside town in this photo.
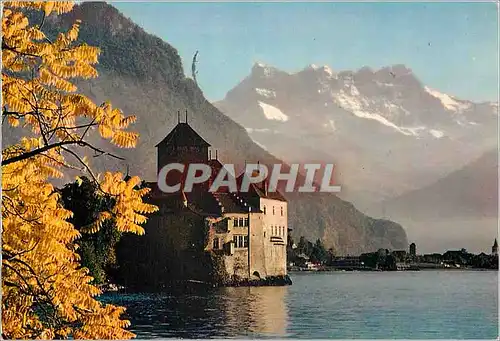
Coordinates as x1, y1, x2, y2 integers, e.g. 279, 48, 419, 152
287, 237, 499, 272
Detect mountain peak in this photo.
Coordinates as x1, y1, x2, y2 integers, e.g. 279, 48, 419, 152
304, 64, 335, 78
375, 64, 413, 78
251, 62, 283, 78
48, 2, 185, 86
53, 2, 135, 36
254, 61, 269, 68
372, 64, 421, 88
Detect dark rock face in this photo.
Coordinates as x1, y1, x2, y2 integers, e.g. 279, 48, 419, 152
4, 2, 408, 255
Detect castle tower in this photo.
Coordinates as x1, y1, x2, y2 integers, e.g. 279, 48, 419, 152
155, 112, 210, 192
492, 239, 498, 256
409, 242, 416, 258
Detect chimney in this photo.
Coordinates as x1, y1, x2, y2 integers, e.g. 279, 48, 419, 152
181, 190, 188, 208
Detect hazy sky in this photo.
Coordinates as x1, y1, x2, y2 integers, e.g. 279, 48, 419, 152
113, 2, 499, 102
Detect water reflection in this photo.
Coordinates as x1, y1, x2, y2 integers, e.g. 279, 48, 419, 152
222, 287, 288, 337
101, 286, 288, 339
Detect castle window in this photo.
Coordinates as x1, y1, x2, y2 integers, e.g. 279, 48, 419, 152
239, 217, 244, 227
281, 207, 283, 216
234, 218, 239, 227
264, 231, 266, 238
238, 235, 244, 248
263, 206, 266, 214
213, 237, 219, 249
233, 235, 238, 246
244, 236, 249, 247
244, 218, 249, 226
273, 206, 275, 215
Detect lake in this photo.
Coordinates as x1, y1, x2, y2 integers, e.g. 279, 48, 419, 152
101, 270, 498, 339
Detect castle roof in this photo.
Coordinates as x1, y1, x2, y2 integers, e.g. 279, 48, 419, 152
144, 182, 260, 216
213, 192, 260, 214
249, 181, 287, 202
236, 173, 287, 202
155, 122, 210, 147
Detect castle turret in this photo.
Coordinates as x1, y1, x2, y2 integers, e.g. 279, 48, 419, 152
409, 242, 416, 258
492, 238, 498, 256
155, 112, 211, 192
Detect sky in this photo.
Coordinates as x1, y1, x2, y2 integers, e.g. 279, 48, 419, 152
112, 2, 499, 102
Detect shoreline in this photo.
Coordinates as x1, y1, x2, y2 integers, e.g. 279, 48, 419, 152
100, 275, 293, 294
288, 267, 497, 273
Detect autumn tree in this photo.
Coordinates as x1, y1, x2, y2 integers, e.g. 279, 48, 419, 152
2, 1, 158, 339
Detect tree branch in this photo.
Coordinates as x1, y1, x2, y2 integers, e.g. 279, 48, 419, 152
2, 42, 41, 59
2, 140, 125, 166
2, 140, 78, 165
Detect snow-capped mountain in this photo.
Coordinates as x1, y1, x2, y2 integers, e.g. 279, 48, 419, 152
215, 62, 498, 212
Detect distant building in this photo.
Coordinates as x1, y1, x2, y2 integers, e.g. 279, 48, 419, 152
492, 239, 498, 256
409, 242, 416, 257
330, 256, 361, 269
392, 250, 407, 262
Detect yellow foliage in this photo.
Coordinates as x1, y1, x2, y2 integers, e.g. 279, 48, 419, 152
2, 2, 158, 339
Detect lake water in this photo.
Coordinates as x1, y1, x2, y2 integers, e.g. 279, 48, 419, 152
101, 271, 498, 339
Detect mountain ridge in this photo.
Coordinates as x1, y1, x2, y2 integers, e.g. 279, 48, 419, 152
380, 148, 497, 253
383, 149, 498, 221
214, 59, 497, 252
243, 61, 496, 107
215, 60, 497, 212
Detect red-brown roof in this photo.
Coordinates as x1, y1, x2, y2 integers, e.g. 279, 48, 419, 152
145, 182, 260, 215
236, 173, 287, 202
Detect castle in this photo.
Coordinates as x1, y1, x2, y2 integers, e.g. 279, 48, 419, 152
118, 118, 291, 288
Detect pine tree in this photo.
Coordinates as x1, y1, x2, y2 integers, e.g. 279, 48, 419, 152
2, 2, 158, 339
311, 239, 327, 264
